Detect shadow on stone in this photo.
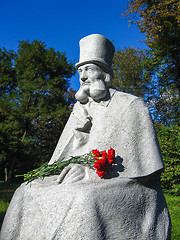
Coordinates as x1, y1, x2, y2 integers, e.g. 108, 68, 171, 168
104, 155, 125, 179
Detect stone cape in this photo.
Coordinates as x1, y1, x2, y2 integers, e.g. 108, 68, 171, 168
0, 88, 171, 240
49, 88, 164, 178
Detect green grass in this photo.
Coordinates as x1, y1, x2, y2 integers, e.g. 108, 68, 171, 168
0, 182, 179, 239
165, 194, 180, 240
0, 200, 9, 227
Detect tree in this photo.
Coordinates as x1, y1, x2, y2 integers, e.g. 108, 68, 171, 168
151, 83, 180, 125
122, 0, 180, 125
0, 40, 76, 182
155, 123, 180, 195
0, 48, 18, 182
123, 0, 180, 89
0, 48, 17, 96
112, 47, 153, 100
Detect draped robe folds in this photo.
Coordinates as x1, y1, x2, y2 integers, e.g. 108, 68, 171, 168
0, 88, 171, 240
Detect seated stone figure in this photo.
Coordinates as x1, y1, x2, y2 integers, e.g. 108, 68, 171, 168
0, 34, 171, 240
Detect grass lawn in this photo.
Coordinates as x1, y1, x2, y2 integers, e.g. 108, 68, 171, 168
0, 182, 179, 239
165, 194, 180, 240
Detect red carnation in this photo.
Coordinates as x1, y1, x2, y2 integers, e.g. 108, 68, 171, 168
93, 157, 106, 169
101, 150, 107, 159
92, 149, 101, 159
93, 156, 107, 178
96, 169, 105, 177
107, 148, 115, 164
107, 148, 115, 158
92, 148, 116, 178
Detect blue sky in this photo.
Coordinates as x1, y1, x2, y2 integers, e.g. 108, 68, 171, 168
0, 0, 146, 90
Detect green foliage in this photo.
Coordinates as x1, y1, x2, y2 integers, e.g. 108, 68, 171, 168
123, 0, 180, 91
155, 123, 180, 195
0, 41, 76, 182
0, 48, 17, 95
112, 47, 152, 100
153, 85, 180, 126
122, 0, 180, 126
165, 194, 180, 240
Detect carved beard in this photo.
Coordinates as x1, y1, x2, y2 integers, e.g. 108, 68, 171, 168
75, 80, 107, 104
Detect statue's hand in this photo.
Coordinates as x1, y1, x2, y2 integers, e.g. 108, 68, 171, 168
57, 164, 88, 184
73, 103, 92, 132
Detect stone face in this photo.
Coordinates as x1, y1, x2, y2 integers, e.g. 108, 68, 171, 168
0, 34, 171, 240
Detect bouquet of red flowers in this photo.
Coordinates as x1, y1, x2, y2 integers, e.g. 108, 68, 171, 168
22, 148, 115, 183
92, 148, 115, 177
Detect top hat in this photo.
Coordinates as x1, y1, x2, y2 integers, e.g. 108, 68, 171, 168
75, 34, 115, 73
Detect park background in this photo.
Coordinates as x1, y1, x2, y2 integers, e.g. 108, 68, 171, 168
0, 0, 179, 239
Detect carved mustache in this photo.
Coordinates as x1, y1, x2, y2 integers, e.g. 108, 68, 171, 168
75, 80, 107, 104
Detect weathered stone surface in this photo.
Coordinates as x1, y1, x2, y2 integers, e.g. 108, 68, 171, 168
0, 172, 171, 240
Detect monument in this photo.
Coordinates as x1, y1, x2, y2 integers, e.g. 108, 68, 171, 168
0, 34, 171, 240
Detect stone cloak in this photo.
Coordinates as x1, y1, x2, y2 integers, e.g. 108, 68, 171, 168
49, 88, 164, 178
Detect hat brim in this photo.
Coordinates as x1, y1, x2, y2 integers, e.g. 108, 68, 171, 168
75, 59, 113, 74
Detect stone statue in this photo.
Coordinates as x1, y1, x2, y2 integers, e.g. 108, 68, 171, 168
0, 34, 171, 240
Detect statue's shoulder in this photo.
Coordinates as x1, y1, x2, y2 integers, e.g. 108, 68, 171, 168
115, 90, 138, 100
111, 88, 142, 106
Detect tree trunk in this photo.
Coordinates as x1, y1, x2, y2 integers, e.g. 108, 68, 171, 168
7, 158, 16, 184
4, 167, 8, 182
